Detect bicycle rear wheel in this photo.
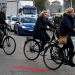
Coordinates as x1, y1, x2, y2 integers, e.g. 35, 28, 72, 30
43, 45, 63, 70
3, 36, 16, 55
23, 39, 40, 60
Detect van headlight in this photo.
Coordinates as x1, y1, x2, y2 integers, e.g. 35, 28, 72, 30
22, 26, 27, 29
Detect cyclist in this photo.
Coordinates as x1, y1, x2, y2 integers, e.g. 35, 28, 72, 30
33, 11, 57, 56
58, 8, 75, 67
0, 7, 8, 48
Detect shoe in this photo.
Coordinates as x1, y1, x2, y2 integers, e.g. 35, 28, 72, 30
40, 52, 44, 56
68, 62, 75, 67
0, 45, 3, 49
40, 52, 46, 56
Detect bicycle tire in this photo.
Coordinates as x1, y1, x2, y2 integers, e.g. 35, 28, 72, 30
50, 46, 62, 64
3, 36, 16, 55
43, 44, 63, 70
23, 39, 40, 60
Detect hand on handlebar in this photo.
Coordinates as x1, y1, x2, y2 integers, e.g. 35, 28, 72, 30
45, 28, 50, 30
46, 28, 57, 32
45, 27, 52, 30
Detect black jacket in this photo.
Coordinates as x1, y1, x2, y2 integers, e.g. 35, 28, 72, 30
0, 12, 7, 25
60, 13, 74, 36
0, 12, 6, 20
33, 17, 57, 39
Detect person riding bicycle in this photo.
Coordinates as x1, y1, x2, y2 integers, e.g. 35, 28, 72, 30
33, 11, 57, 56
0, 7, 8, 48
58, 8, 75, 67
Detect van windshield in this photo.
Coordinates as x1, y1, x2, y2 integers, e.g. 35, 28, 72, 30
23, 8, 37, 15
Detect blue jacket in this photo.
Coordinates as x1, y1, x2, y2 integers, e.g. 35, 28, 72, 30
60, 13, 74, 36
33, 17, 57, 39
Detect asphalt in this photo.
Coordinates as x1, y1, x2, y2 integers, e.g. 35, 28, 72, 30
0, 31, 75, 75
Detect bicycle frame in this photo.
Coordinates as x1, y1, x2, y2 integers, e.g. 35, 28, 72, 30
49, 30, 58, 43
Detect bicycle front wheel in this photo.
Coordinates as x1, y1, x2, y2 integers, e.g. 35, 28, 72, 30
3, 36, 16, 55
43, 45, 63, 70
23, 39, 40, 60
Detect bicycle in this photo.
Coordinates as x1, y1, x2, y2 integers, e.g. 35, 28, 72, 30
23, 28, 58, 60
0, 25, 16, 55
43, 37, 75, 70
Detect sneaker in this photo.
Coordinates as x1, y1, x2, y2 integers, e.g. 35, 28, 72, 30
40, 51, 46, 56
40, 52, 44, 56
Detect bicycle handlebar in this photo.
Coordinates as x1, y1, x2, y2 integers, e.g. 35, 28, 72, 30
47, 28, 57, 32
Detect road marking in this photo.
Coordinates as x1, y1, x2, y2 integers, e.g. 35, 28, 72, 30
36, 63, 39, 64
11, 66, 50, 73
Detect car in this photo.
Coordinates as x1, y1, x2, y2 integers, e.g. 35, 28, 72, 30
53, 13, 63, 27
48, 17, 53, 23
48, 17, 52, 21
9, 16, 19, 31
5, 15, 11, 25
14, 17, 36, 35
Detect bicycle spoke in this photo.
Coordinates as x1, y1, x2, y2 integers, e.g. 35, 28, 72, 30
43, 45, 63, 70
24, 39, 40, 60
3, 36, 16, 55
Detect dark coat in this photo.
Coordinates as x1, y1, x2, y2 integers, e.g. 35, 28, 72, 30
33, 17, 57, 39
60, 13, 74, 36
0, 12, 7, 25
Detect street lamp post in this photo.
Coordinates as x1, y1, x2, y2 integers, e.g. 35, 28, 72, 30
62, 0, 64, 13
71, 0, 72, 8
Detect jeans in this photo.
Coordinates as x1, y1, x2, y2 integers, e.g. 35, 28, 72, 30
39, 33, 50, 52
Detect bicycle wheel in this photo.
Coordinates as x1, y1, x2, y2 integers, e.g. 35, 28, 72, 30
3, 36, 16, 55
50, 46, 62, 64
72, 54, 75, 65
23, 39, 40, 60
43, 45, 63, 70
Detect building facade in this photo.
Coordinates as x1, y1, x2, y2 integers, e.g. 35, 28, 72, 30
0, 0, 7, 8
64, 0, 75, 11
50, 1, 62, 16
